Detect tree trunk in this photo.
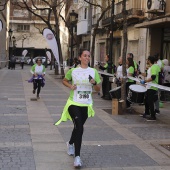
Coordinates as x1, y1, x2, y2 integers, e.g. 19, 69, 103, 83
53, 1, 64, 76
56, 34, 64, 76
90, 29, 96, 68
121, 0, 128, 111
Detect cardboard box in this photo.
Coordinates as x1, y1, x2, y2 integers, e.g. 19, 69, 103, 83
112, 99, 122, 115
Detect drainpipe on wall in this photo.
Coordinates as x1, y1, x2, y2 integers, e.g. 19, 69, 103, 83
89, 0, 93, 66
145, 28, 149, 71
90, 28, 94, 65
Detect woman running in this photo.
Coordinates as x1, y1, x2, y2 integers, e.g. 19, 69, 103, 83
55, 49, 101, 168
30, 58, 45, 99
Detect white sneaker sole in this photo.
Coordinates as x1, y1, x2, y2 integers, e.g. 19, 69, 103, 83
68, 152, 74, 156
74, 164, 82, 168
146, 119, 156, 121
66, 142, 74, 156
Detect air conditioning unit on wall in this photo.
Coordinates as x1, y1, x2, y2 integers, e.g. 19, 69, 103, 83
147, 0, 166, 11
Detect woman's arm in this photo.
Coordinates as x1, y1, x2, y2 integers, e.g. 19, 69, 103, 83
128, 66, 134, 77
89, 79, 100, 92
140, 73, 147, 77
93, 84, 100, 92
30, 64, 37, 76
63, 78, 77, 90
42, 65, 46, 76
128, 73, 133, 77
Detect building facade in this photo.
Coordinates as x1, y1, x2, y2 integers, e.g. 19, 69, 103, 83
93, 0, 147, 71
135, 0, 169, 61
0, 2, 10, 69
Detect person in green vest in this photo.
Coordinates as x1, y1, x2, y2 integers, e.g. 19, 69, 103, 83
153, 55, 162, 114
98, 54, 109, 98
98, 54, 115, 99
140, 56, 159, 121
126, 57, 135, 108
30, 58, 46, 99
127, 53, 138, 75
55, 49, 101, 168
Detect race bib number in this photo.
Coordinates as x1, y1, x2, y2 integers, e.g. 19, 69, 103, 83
77, 91, 91, 102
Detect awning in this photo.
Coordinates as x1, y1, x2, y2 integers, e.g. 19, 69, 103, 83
135, 17, 170, 28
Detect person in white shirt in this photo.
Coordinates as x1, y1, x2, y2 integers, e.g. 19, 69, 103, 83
163, 59, 170, 85
155, 53, 164, 70
20, 56, 25, 69
30, 58, 46, 98
116, 56, 123, 79
116, 56, 123, 86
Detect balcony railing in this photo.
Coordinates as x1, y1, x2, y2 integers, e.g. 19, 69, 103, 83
115, 8, 144, 20
102, 9, 111, 26
102, 0, 144, 26
103, 9, 111, 20
114, 0, 144, 19
115, 1, 123, 15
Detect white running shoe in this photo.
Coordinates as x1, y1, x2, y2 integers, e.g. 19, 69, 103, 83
74, 156, 82, 168
66, 141, 74, 156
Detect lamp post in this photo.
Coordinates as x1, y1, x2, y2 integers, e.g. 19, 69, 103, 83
44, 48, 48, 68
8, 29, 13, 69
12, 36, 16, 56
108, 0, 115, 73
103, 0, 115, 100
22, 34, 27, 49
69, 10, 78, 66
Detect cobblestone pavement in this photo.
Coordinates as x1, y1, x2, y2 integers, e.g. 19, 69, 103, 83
0, 65, 170, 170
0, 67, 35, 170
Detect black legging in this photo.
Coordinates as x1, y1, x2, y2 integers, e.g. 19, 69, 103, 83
21, 62, 24, 69
33, 79, 42, 95
145, 89, 158, 118
68, 105, 88, 157
102, 75, 107, 97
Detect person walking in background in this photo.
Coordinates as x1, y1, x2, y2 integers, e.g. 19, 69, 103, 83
55, 49, 101, 168
20, 56, 25, 69
30, 58, 45, 99
10, 55, 16, 70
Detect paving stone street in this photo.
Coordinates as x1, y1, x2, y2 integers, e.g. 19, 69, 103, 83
0, 65, 170, 170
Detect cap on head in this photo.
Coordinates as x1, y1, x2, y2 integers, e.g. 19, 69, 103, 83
163, 59, 169, 66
